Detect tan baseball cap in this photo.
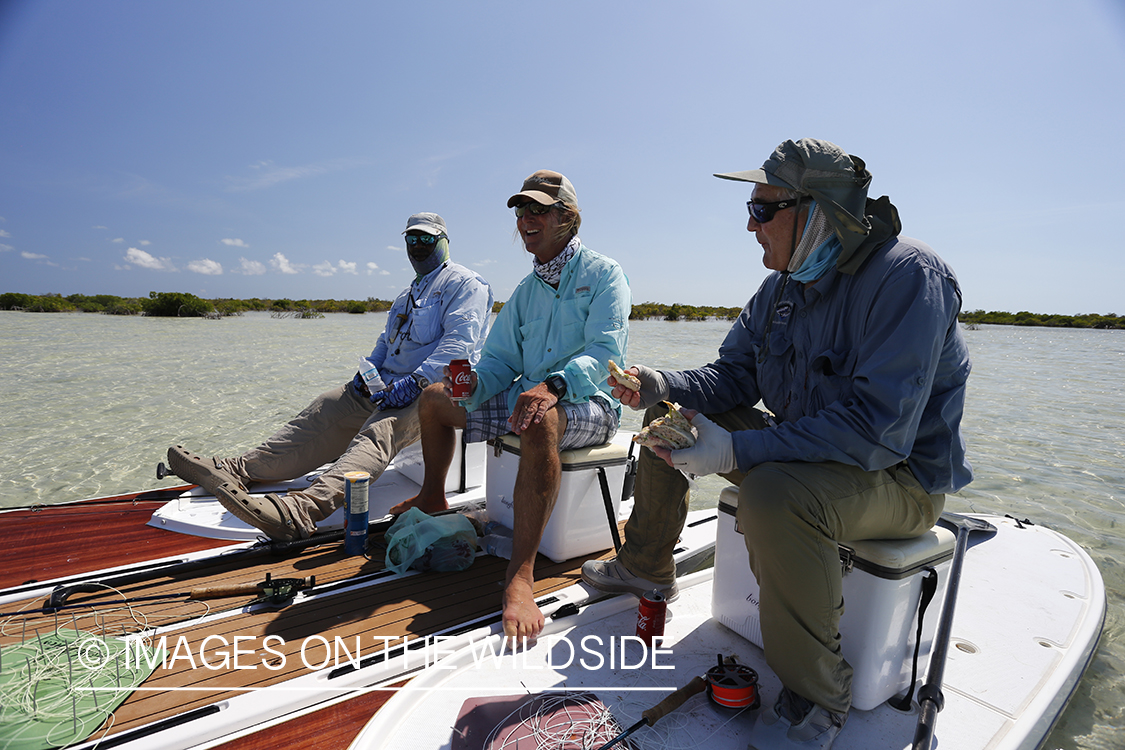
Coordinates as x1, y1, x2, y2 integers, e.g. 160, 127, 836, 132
506, 170, 578, 208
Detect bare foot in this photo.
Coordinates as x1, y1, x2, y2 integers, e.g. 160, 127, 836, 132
501, 575, 544, 647
387, 492, 449, 516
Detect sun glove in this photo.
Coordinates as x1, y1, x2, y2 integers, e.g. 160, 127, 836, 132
669, 413, 737, 476
377, 375, 422, 411
632, 364, 671, 410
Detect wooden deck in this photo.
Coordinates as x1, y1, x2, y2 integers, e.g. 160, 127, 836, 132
0, 512, 615, 746
0, 487, 232, 589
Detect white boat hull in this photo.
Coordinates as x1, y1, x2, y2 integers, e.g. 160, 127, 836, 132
349, 515, 1104, 750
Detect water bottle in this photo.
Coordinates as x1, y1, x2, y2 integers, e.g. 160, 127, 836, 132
480, 522, 514, 559
358, 357, 382, 391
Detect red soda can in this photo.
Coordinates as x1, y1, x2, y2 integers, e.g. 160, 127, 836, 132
636, 589, 667, 645
450, 359, 472, 400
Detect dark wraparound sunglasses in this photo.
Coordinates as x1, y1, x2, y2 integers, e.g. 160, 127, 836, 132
747, 198, 801, 224
514, 202, 559, 218
405, 234, 441, 246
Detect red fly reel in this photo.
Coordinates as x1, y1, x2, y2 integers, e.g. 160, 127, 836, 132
705, 655, 760, 710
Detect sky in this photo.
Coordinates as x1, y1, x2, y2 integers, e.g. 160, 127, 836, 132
1, 0, 1123, 315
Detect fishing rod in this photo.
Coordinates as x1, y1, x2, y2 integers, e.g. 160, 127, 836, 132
598, 656, 747, 750
0, 573, 317, 618
2, 504, 467, 603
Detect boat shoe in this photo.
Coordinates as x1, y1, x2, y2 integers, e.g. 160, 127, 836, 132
747, 687, 847, 750
167, 445, 248, 496
212, 482, 304, 542
580, 558, 679, 601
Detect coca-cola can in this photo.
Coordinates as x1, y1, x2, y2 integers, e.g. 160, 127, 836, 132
450, 359, 472, 400
636, 589, 667, 645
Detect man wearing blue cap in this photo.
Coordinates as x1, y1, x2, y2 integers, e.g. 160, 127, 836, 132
168, 213, 493, 540
585, 139, 973, 749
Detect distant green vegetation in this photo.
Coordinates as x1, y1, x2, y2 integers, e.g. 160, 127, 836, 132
630, 302, 743, 321
0, 292, 401, 318
959, 310, 1124, 330
2, 293, 1121, 329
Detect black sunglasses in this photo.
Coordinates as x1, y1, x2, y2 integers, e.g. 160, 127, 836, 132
747, 198, 801, 224
405, 234, 440, 247
514, 202, 559, 218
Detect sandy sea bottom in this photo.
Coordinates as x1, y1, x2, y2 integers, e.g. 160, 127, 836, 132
0, 312, 1122, 749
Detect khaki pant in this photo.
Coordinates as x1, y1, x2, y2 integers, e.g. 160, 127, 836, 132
617, 403, 944, 713
225, 384, 421, 535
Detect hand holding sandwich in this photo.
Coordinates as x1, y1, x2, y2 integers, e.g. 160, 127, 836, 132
607, 361, 669, 410
664, 412, 737, 476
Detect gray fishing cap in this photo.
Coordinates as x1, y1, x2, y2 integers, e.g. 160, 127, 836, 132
402, 212, 448, 237
715, 138, 873, 253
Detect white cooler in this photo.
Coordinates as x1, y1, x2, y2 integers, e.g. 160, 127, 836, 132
485, 434, 629, 563
395, 429, 486, 494
711, 486, 955, 710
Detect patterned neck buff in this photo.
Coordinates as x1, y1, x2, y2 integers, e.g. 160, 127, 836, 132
533, 235, 580, 287
788, 202, 842, 282
410, 237, 450, 280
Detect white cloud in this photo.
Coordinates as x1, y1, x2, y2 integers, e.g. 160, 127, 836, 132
224, 158, 364, 192
124, 247, 174, 271
235, 258, 267, 275
386, 245, 402, 252
366, 262, 379, 275
187, 259, 223, 275
111, 237, 124, 243
92, 225, 108, 230
0, 244, 12, 252
270, 252, 299, 274
220, 238, 249, 248
21, 251, 47, 260
380, 269, 390, 275
0, 229, 10, 238
337, 260, 357, 275
312, 261, 337, 277
139, 239, 151, 246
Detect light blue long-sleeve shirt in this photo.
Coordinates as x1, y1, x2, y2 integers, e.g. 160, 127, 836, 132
463, 243, 631, 416
367, 261, 493, 387
665, 235, 972, 495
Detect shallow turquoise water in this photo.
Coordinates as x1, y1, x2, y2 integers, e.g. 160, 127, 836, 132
0, 311, 1121, 748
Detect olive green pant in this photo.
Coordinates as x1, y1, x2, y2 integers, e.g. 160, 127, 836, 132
225, 384, 422, 535
617, 403, 944, 713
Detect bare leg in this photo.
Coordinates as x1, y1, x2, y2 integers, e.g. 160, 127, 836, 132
389, 383, 467, 515
502, 406, 566, 644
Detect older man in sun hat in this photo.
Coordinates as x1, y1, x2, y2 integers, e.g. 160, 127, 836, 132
167, 212, 493, 541
585, 139, 973, 749
394, 169, 631, 646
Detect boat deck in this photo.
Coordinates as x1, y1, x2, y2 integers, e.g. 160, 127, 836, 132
0, 488, 232, 589
0, 515, 623, 745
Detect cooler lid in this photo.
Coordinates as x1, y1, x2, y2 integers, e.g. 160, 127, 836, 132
716, 486, 955, 578
490, 434, 629, 469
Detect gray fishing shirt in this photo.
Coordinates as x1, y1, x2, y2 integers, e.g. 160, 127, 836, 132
665, 235, 972, 495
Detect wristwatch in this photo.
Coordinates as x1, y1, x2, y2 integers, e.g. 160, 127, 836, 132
544, 374, 567, 400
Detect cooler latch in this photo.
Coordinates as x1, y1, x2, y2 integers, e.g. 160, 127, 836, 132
838, 544, 855, 575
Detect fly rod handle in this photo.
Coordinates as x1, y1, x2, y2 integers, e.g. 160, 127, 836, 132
189, 576, 314, 599
642, 675, 707, 724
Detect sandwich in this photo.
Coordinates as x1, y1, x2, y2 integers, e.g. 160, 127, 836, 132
607, 360, 642, 392
633, 402, 696, 450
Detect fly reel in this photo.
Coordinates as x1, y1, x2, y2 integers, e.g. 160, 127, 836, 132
705, 654, 761, 710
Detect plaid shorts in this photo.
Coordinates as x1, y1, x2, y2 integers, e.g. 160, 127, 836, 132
464, 387, 619, 450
